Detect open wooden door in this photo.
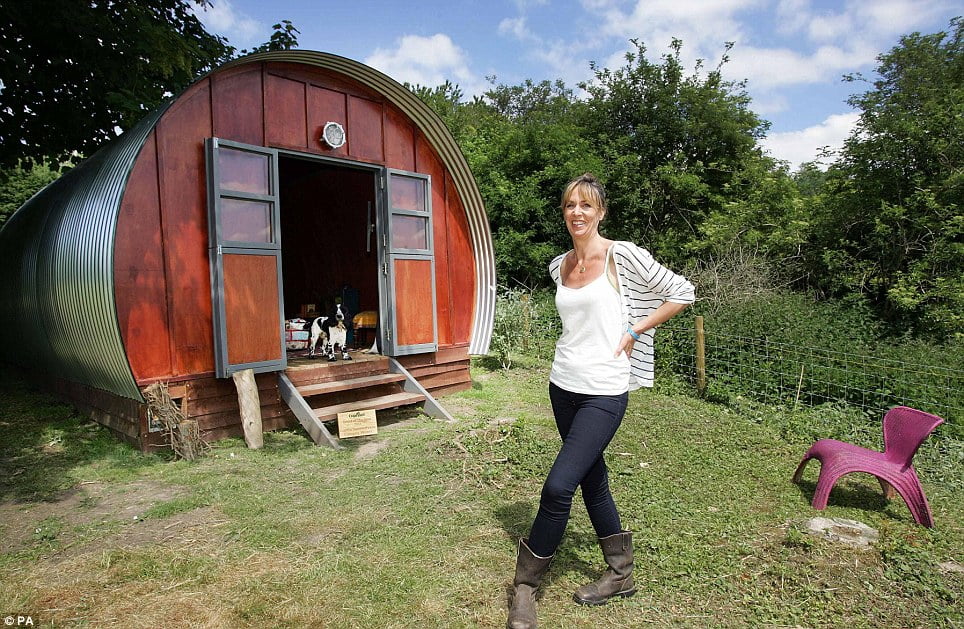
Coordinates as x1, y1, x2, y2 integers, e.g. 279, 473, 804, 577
205, 138, 286, 377
379, 169, 437, 356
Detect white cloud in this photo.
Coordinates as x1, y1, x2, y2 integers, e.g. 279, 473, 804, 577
584, 0, 956, 94
497, 12, 599, 87
807, 12, 853, 42
725, 42, 878, 89
589, 0, 759, 47
760, 111, 859, 169
195, 0, 262, 48
365, 34, 486, 95
851, 0, 958, 38
775, 0, 810, 35
750, 93, 790, 117
499, 17, 538, 42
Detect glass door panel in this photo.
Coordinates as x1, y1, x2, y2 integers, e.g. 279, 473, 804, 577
205, 137, 286, 377
380, 169, 437, 356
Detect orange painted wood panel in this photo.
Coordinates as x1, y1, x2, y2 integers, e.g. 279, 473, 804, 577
212, 65, 264, 146
307, 84, 348, 157
268, 62, 382, 101
384, 105, 415, 171
114, 130, 174, 382
222, 253, 282, 365
265, 73, 307, 150
156, 79, 215, 377
394, 258, 435, 346
348, 95, 384, 163
445, 173, 475, 345
417, 134, 453, 347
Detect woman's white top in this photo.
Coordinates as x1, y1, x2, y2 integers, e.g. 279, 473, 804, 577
549, 263, 631, 396
549, 241, 696, 390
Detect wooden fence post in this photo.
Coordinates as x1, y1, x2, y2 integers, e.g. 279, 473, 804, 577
232, 368, 264, 449
695, 316, 706, 396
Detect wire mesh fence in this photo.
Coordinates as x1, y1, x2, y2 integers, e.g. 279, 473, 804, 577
660, 319, 963, 427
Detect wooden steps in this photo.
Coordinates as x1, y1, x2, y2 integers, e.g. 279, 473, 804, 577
311, 391, 426, 422
296, 372, 406, 397
281, 355, 428, 444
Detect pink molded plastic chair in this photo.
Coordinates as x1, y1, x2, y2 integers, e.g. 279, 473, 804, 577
792, 406, 944, 527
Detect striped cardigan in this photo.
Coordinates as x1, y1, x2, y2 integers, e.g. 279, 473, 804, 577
549, 241, 696, 390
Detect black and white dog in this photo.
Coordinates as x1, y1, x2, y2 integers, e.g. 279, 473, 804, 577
309, 303, 352, 361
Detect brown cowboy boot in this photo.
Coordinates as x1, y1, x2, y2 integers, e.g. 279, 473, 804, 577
507, 538, 553, 629
573, 530, 636, 605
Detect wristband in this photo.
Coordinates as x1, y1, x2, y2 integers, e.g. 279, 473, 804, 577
626, 326, 642, 341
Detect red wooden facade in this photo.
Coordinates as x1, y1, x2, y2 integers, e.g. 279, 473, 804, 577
113, 60, 477, 387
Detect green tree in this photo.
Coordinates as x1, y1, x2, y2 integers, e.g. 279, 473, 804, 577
808, 18, 964, 336
241, 20, 300, 54
416, 78, 604, 286
476, 80, 605, 287
0, 163, 61, 226
0, 5, 299, 228
0, 0, 235, 170
581, 39, 772, 266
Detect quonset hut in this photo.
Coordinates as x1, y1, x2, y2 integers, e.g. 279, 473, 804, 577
0, 51, 495, 449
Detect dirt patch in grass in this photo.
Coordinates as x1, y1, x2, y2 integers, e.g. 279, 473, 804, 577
0, 480, 187, 555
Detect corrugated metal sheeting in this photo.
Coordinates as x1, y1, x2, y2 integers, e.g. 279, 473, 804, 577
0, 108, 167, 402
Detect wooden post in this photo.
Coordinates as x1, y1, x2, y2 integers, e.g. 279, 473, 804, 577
695, 316, 706, 396
178, 419, 199, 461
232, 368, 263, 449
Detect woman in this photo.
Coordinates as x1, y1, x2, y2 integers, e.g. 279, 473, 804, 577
507, 174, 695, 629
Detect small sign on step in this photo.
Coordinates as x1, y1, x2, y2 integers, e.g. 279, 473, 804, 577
337, 409, 378, 438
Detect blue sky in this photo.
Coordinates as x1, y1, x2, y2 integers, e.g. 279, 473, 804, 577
196, 0, 961, 170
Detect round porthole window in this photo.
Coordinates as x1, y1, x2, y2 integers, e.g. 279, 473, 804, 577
321, 121, 346, 149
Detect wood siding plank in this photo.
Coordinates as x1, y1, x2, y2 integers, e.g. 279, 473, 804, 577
212, 65, 265, 146
348, 95, 384, 163
307, 85, 348, 157
385, 105, 416, 171
445, 173, 475, 345
156, 80, 215, 377
115, 131, 174, 382
265, 73, 308, 150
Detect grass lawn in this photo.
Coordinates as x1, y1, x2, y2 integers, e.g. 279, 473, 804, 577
0, 361, 961, 628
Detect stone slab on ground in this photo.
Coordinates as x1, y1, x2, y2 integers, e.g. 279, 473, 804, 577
804, 517, 879, 547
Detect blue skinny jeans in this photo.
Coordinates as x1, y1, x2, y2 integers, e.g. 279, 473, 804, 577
526, 382, 628, 557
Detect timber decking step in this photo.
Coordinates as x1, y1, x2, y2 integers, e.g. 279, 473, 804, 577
296, 373, 407, 397
312, 391, 426, 422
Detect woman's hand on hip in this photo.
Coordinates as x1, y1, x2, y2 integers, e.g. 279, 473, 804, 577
615, 332, 635, 357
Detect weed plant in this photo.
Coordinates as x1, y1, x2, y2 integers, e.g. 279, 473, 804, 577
491, 286, 558, 368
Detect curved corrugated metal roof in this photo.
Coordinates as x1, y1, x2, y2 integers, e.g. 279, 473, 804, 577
219, 51, 496, 356
0, 51, 494, 402
0, 107, 169, 401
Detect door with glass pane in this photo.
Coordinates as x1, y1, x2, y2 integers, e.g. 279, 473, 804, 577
379, 169, 437, 356
205, 138, 286, 377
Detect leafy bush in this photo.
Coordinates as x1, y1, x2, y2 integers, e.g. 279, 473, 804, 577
490, 287, 559, 368
659, 291, 962, 432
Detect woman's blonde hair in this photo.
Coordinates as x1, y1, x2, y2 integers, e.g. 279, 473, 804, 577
560, 173, 607, 217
